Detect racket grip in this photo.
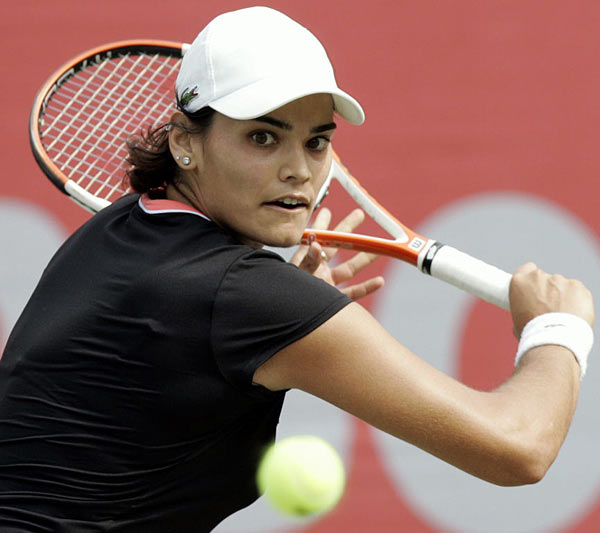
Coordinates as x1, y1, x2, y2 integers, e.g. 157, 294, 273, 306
422, 243, 512, 310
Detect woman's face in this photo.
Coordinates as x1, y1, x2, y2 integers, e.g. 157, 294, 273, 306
184, 94, 336, 248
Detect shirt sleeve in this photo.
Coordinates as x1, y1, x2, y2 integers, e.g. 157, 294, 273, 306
211, 249, 351, 393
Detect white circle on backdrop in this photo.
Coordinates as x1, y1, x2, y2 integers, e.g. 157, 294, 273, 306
214, 389, 352, 533
372, 192, 600, 533
0, 199, 66, 350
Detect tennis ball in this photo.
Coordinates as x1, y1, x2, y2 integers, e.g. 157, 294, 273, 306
257, 435, 346, 517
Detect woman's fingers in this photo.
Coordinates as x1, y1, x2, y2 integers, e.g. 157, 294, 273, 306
293, 242, 325, 274
330, 252, 379, 285
291, 207, 385, 300
290, 208, 332, 267
311, 207, 333, 230
322, 208, 365, 261
340, 276, 385, 300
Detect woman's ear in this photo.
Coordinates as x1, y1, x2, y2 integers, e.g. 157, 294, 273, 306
168, 111, 200, 170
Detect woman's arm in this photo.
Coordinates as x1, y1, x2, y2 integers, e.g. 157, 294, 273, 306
253, 263, 593, 486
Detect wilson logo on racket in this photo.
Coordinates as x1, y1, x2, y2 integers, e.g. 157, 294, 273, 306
408, 238, 426, 251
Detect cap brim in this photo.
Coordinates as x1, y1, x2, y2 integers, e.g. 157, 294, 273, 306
207, 76, 365, 125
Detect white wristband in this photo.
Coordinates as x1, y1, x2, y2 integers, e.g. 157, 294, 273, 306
515, 313, 594, 378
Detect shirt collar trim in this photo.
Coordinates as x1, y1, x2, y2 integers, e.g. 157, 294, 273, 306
138, 194, 211, 222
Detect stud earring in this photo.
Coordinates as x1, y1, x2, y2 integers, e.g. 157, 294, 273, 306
182, 156, 191, 166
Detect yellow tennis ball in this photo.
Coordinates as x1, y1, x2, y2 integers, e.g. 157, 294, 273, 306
257, 435, 346, 517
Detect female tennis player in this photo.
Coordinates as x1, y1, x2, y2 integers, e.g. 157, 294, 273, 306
0, 6, 594, 532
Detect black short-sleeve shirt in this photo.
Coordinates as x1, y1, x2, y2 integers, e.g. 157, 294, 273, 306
0, 194, 351, 532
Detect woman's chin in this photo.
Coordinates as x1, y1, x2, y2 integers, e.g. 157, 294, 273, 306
266, 237, 301, 249
236, 230, 302, 250
261, 231, 304, 249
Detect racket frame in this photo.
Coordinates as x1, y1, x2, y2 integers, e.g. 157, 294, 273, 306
29, 39, 184, 213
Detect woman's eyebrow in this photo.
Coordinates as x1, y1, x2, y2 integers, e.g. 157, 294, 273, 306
311, 122, 337, 134
253, 116, 337, 134
253, 116, 293, 130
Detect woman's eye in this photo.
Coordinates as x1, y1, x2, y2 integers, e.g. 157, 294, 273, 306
307, 136, 330, 152
251, 131, 277, 146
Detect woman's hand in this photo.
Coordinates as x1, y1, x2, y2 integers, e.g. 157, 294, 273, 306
290, 207, 384, 300
510, 262, 595, 337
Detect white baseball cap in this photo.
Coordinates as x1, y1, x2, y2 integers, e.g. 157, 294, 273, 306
175, 6, 365, 125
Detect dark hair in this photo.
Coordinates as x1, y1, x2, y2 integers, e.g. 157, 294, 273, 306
125, 103, 216, 194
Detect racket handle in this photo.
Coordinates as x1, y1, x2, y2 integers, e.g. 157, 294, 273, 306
421, 243, 512, 311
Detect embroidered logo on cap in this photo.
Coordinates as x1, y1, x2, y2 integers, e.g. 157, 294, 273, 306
180, 86, 199, 107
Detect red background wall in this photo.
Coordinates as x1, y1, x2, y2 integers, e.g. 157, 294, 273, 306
2, 1, 599, 531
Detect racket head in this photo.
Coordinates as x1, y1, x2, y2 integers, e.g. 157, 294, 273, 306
29, 40, 184, 213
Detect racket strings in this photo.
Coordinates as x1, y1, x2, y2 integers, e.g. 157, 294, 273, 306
94, 58, 180, 200
49, 57, 134, 198
68, 54, 176, 198
43, 65, 172, 125
43, 57, 126, 153
57, 53, 175, 192
39, 50, 181, 202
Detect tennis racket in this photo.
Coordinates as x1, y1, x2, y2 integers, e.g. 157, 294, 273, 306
29, 40, 511, 310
